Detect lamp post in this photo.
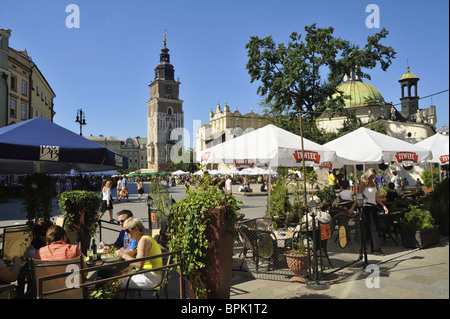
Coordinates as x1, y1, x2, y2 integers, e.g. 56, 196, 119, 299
356, 193, 368, 266
75, 109, 86, 136
307, 199, 319, 281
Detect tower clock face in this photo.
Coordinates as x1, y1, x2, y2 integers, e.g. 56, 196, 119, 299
165, 84, 173, 94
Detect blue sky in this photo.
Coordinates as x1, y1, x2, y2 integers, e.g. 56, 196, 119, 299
2, 0, 448, 148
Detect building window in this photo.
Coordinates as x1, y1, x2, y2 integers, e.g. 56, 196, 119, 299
168, 107, 173, 115
22, 81, 27, 96
10, 76, 17, 91
21, 104, 27, 120
10, 100, 16, 117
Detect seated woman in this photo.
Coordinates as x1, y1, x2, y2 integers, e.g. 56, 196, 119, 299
34, 225, 82, 261
115, 217, 162, 295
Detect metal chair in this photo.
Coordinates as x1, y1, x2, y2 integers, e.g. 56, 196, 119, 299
30, 256, 86, 299
1, 225, 31, 259
121, 255, 172, 299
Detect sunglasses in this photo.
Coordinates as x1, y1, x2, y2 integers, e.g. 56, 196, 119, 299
125, 228, 135, 233
117, 219, 126, 225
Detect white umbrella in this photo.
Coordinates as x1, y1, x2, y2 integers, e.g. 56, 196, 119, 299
415, 134, 449, 165
171, 170, 187, 175
416, 133, 449, 186
197, 124, 337, 168
225, 169, 240, 175
208, 170, 225, 176
239, 167, 267, 175
324, 127, 432, 165
325, 127, 432, 194
196, 124, 337, 207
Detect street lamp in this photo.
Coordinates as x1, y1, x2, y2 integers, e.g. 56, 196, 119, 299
75, 109, 86, 136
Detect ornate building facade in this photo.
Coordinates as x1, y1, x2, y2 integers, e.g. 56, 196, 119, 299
146, 36, 183, 172
196, 102, 272, 169
317, 67, 436, 143
0, 29, 55, 128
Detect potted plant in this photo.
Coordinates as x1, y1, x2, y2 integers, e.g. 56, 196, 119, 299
58, 190, 102, 254
168, 172, 241, 299
266, 174, 291, 219
284, 238, 310, 275
400, 206, 440, 248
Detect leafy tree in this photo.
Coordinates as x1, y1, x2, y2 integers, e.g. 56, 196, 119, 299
246, 23, 396, 143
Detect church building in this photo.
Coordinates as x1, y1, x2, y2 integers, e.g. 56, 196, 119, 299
317, 67, 436, 143
146, 36, 184, 172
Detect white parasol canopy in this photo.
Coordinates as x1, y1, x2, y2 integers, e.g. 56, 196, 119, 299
171, 170, 188, 175
324, 127, 432, 165
415, 133, 449, 165
196, 124, 337, 168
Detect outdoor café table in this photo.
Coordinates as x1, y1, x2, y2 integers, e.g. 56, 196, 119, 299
273, 229, 294, 250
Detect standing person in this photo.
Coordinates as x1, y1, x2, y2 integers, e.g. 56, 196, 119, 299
55, 178, 63, 197
390, 171, 400, 190
121, 176, 129, 202
136, 177, 144, 201
121, 176, 128, 191
115, 217, 162, 297
225, 175, 232, 195
101, 180, 114, 222
116, 177, 122, 203
359, 168, 389, 256
64, 178, 72, 192
328, 169, 338, 198
375, 171, 384, 188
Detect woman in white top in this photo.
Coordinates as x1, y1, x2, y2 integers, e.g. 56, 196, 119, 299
359, 168, 388, 256
101, 180, 114, 222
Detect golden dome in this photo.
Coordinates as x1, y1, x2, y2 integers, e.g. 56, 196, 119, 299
334, 79, 385, 108
399, 66, 419, 81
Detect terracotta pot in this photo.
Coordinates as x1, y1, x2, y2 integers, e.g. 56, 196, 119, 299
284, 251, 309, 275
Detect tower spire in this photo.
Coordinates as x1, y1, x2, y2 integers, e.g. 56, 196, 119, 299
163, 30, 167, 48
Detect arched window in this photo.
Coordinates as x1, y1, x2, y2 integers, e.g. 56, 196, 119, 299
167, 107, 173, 116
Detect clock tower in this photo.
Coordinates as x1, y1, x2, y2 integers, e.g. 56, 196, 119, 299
147, 35, 184, 172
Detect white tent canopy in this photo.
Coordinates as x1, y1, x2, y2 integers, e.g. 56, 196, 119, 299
415, 133, 449, 164
171, 170, 188, 175
197, 124, 337, 168
324, 127, 432, 166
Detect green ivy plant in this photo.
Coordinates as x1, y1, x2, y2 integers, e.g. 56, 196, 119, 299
58, 190, 102, 237
22, 173, 56, 227
168, 172, 241, 299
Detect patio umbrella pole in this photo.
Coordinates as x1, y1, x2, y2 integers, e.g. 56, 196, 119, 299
298, 110, 313, 281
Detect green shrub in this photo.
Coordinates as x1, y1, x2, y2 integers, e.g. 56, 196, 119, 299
420, 168, 440, 188
429, 178, 449, 235
400, 206, 435, 231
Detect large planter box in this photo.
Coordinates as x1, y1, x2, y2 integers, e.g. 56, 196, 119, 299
401, 226, 440, 249
189, 208, 234, 299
